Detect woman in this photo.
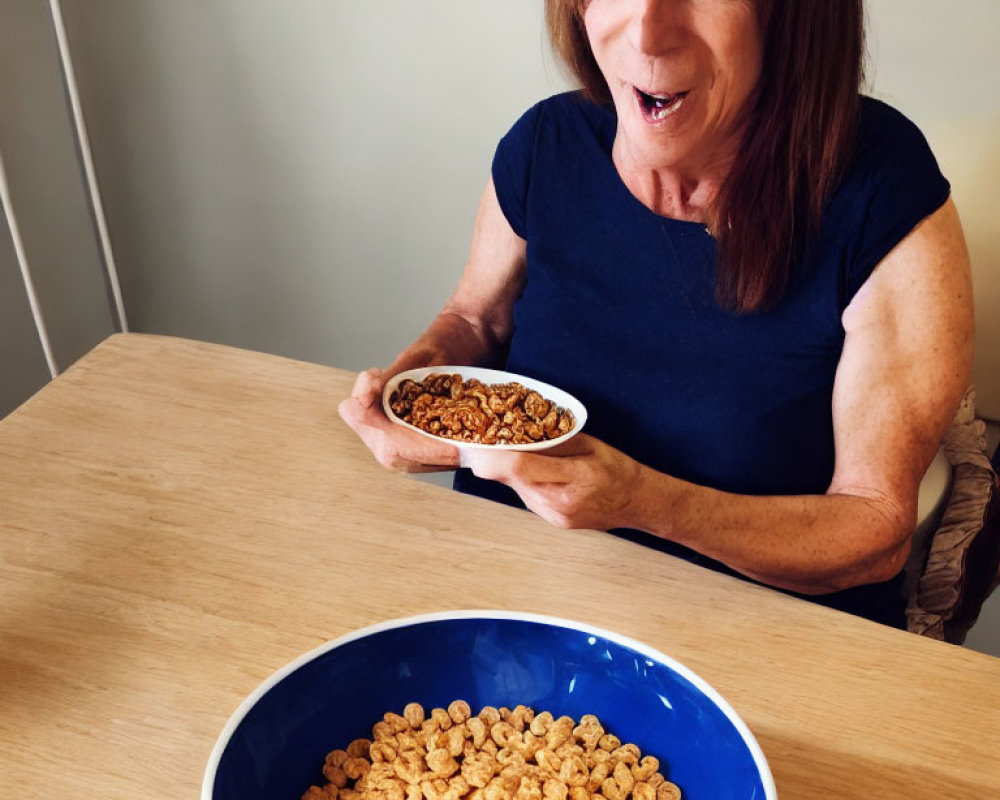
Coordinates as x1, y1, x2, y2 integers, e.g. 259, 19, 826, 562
339, 0, 974, 627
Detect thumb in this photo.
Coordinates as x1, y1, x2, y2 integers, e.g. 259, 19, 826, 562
351, 368, 387, 409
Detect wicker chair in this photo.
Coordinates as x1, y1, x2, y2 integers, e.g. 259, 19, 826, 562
906, 388, 1000, 644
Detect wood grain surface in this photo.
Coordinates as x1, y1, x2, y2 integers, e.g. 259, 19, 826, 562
1, 334, 997, 799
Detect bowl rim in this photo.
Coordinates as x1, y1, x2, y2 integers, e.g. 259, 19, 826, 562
201, 609, 777, 800
381, 366, 588, 452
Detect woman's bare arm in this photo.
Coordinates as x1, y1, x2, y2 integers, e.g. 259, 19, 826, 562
465, 199, 974, 594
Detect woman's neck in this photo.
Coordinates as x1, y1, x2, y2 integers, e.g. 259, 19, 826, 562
611, 130, 735, 225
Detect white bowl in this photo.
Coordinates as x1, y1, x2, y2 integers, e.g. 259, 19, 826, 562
382, 366, 587, 452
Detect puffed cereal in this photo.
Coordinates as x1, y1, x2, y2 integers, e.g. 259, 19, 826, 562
300, 702, 682, 800
388, 374, 576, 445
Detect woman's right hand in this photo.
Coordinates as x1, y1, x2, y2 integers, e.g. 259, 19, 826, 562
337, 367, 461, 472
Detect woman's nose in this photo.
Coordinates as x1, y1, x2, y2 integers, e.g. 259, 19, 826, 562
630, 0, 686, 56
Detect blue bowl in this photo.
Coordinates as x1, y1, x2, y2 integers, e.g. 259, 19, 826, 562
203, 611, 776, 800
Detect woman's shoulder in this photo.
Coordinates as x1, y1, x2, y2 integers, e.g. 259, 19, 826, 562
502, 91, 615, 149
853, 96, 941, 172
827, 96, 951, 306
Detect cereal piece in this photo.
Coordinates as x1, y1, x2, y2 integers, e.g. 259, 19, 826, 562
542, 778, 568, 800
612, 761, 635, 794
421, 778, 450, 800
517, 731, 544, 760
301, 785, 337, 800
462, 751, 497, 788
568, 788, 590, 800
451, 726, 469, 756
545, 717, 575, 750
496, 747, 527, 770
385, 783, 406, 800
597, 735, 620, 753
600, 777, 627, 800
483, 778, 513, 800
385, 713, 411, 734
431, 708, 453, 731
631, 756, 659, 782
558, 755, 588, 788
364, 763, 398, 790
426, 748, 460, 778
585, 762, 610, 793
324, 764, 348, 787
371, 742, 398, 763
514, 776, 543, 800
572, 716, 604, 750
655, 782, 681, 800
632, 782, 655, 800
326, 750, 349, 769
404, 703, 426, 729
448, 700, 472, 724
479, 706, 502, 726
508, 705, 535, 732
373, 721, 395, 742
343, 757, 371, 781
394, 754, 426, 785
448, 775, 471, 798
347, 739, 373, 759
534, 749, 561, 775
467, 716, 488, 749
553, 742, 584, 761
491, 721, 519, 748
611, 744, 640, 767
529, 711, 554, 737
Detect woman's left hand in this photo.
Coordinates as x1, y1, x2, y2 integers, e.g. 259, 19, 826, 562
462, 434, 646, 530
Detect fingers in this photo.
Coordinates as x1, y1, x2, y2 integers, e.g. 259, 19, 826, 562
338, 394, 460, 472
462, 448, 575, 486
351, 368, 386, 409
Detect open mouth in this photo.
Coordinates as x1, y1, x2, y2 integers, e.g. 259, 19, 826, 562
634, 86, 688, 122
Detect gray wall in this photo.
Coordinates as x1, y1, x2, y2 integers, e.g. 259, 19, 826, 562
3, 1, 998, 654
58, 0, 563, 370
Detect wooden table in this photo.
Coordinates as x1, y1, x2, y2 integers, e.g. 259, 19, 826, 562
1, 334, 998, 799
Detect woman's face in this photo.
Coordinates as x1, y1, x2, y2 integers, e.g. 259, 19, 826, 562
583, 0, 763, 173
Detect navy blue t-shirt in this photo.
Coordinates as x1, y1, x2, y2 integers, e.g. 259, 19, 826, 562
454, 91, 950, 627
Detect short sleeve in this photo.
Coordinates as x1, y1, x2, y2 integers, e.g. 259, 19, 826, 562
843, 99, 951, 301
491, 101, 545, 240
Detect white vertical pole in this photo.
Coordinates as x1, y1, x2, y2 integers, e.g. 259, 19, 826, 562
48, 0, 129, 333
0, 148, 59, 379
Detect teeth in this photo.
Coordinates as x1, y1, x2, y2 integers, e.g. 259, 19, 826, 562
648, 94, 685, 120
635, 87, 686, 121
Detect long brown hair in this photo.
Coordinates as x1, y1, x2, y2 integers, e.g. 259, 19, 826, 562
544, 0, 865, 313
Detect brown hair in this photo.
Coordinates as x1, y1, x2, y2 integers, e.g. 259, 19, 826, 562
544, 0, 865, 313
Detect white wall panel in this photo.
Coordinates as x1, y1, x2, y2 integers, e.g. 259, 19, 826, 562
0, 216, 50, 418
0, 0, 116, 375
